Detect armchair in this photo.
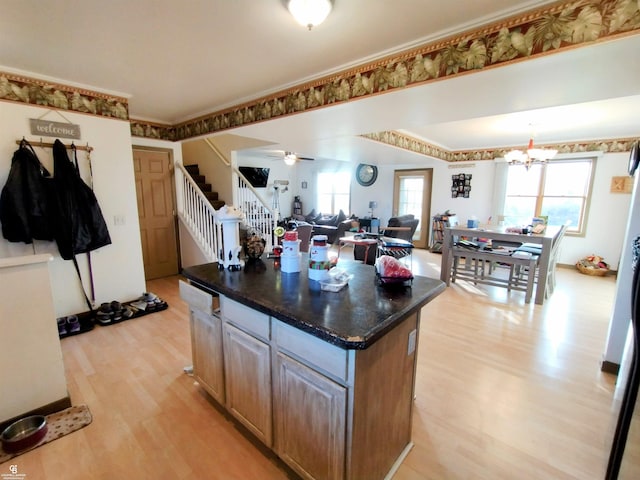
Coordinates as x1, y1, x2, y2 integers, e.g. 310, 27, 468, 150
354, 214, 419, 264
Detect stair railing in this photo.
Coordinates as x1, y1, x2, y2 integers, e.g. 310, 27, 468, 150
234, 173, 277, 252
175, 162, 219, 262
176, 161, 278, 261
200, 140, 278, 252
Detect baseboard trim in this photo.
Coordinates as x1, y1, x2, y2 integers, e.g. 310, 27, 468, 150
558, 263, 617, 276
384, 442, 414, 480
601, 360, 620, 375
0, 396, 72, 431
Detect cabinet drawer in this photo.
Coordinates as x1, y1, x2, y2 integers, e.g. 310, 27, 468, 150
179, 280, 219, 315
221, 296, 270, 341
273, 320, 348, 383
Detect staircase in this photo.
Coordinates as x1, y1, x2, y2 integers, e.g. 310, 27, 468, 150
175, 160, 277, 263
184, 164, 225, 210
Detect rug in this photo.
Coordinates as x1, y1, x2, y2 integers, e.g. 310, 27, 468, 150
0, 405, 92, 464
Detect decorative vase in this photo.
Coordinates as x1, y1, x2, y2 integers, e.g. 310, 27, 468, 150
244, 235, 266, 260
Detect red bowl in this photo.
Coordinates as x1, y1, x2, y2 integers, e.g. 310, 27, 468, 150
1, 415, 48, 454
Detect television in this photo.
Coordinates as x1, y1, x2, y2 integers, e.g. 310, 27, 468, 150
239, 166, 270, 188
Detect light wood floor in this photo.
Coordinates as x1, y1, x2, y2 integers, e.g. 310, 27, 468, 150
12, 250, 625, 479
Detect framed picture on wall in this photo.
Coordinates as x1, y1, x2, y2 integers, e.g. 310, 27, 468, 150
452, 174, 472, 198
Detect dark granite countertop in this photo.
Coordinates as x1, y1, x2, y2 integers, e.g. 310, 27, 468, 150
182, 256, 445, 350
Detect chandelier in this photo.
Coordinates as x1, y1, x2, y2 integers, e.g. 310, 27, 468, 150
505, 137, 557, 170
287, 0, 333, 30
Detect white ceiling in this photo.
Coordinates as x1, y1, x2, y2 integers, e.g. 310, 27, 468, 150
2, 0, 639, 164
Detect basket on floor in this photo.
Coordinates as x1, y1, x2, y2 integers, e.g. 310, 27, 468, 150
576, 254, 609, 276
576, 263, 608, 276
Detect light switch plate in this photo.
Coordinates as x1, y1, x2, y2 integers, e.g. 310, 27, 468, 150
408, 329, 416, 355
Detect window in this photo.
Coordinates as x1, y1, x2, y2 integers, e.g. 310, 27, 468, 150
317, 171, 350, 214
396, 175, 423, 240
503, 158, 594, 234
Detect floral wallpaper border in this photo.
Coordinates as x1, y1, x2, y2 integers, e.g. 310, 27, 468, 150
1, 0, 639, 160
164, 0, 640, 144
362, 131, 639, 162
0, 73, 129, 120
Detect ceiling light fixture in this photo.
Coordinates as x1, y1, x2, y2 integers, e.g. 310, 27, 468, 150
284, 152, 297, 165
287, 0, 333, 30
505, 132, 557, 171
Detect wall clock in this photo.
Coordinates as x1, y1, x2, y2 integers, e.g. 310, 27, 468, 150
356, 163, 378, 186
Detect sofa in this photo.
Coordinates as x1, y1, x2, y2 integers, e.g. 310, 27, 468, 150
354, 214, 419, 264
289, 210, 356, 244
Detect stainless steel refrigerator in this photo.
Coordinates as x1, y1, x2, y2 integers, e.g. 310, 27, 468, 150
606, 140, 640, 479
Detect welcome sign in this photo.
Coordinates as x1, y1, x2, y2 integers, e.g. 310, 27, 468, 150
29, 119, 81, 139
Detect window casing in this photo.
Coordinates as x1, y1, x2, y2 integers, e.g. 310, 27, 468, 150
503, 158, 594, 235
317, 171, 351, 214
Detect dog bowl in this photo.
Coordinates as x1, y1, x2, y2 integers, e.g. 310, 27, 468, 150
1, 415, 47, 454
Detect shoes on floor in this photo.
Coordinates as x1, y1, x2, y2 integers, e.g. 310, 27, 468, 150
57, 314, 82, 336
111, 301, 123, 322
96, 302, 114, 325
67, 314, 80, 333
57, 317, 67, 336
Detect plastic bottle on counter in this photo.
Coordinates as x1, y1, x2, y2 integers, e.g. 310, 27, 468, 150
309, 235, 330, 281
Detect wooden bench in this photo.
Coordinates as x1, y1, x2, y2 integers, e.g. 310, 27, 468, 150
451, 248, 539, 303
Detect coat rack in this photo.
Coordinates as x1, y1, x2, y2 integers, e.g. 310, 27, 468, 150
15, 138, 93, 152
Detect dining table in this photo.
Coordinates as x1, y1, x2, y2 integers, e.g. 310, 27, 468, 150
440, 225, 563, 305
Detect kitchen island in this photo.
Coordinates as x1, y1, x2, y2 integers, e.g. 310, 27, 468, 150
180, 258, 445, 480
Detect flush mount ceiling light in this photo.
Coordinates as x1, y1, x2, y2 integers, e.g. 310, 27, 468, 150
287, 0, 333, 30
505, 131, 557, 171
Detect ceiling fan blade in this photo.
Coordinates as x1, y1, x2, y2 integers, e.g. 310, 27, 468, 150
262, 150, 314, 161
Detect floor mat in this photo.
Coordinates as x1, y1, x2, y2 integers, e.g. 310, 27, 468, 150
0, 405, 92, 464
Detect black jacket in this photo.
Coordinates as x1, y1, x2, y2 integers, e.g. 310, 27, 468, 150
49, 139, 111, 260
0, 141, 53, 243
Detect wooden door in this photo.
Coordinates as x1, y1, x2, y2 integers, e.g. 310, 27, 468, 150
133, 149, 179, 280
223, 322, 273, 447
274, 352, 346, 480
392, 169, 433, 249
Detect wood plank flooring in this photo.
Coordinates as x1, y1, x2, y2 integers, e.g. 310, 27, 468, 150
9, 250, 626, 479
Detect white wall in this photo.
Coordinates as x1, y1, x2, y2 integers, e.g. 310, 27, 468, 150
182, 139, 233, 207
604, 172, 640, 366
236, 153, 297, 218
430, 162, 496, 228
0, 255, 68, 422
0, 102, 146, 317
564, 152, 630, 269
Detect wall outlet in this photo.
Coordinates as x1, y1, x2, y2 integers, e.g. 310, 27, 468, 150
113, 214, 126, 226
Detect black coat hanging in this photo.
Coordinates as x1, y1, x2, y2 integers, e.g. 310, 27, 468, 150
49, 139, 111, 260
0, 139, 53, 243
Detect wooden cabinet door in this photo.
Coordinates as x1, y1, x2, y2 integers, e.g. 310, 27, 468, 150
274, 352, 346, 480
223, 323, 272, 447
190, 308, 225, 404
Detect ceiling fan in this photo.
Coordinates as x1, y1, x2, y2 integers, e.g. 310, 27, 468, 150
266, 150, 315, 165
